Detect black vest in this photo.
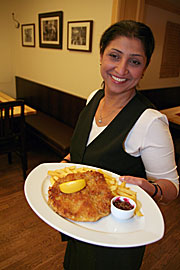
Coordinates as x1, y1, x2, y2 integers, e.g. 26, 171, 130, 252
70, 89, 155, 178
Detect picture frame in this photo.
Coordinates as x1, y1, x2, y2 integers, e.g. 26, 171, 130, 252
21, 24, 35, 47
67, 20, 93, 52
38, 11, 63, 49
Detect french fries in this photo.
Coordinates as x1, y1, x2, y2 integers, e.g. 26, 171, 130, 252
47, 166, 143, 217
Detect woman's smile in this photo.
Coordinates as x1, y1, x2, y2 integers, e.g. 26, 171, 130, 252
111, 74, 128, 84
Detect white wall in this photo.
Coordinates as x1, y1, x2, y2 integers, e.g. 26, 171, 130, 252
0, 0, 180, 99
140, 4, 180, 90
0, 0, 16, 97
3, 0, 113, 98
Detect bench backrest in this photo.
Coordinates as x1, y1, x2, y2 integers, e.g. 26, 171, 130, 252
16, 76, 180, 126
140, 87, 180, 110
16, 76, 86, 128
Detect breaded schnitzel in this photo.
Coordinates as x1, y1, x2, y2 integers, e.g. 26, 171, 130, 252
48, 170, 113, 222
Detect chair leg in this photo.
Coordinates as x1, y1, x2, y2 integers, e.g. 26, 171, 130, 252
8, 152, 12, 164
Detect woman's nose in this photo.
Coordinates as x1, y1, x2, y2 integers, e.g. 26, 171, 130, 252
115, 60, 128, 75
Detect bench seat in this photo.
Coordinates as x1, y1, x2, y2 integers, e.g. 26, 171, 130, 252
26, 111, 74, 156
16, 77, 86, 157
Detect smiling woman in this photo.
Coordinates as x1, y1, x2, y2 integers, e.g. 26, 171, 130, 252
98, 36, 147, 121
61, 20, 179, 270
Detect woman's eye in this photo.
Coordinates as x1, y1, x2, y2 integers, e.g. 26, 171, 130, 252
109, 53, 119, 60
129, 59, 141, 66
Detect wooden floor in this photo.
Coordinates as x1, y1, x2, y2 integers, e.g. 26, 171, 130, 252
0, 143, 180, 270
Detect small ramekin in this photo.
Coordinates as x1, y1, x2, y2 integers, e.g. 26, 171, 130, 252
111, 196, 136, 220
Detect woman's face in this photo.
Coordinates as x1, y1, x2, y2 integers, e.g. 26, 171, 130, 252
100, 36, 147, 95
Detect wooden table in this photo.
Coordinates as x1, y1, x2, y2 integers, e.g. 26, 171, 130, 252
160, 106, 180, 126
0, 91, 36, 116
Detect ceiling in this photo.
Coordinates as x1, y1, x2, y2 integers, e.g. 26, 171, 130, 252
166, 0, 180, 8
146, 0, 180, 15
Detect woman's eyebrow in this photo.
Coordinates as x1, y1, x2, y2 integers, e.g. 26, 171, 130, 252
112, 48, 144, 58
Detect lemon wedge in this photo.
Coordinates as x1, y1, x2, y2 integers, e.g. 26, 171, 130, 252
59, 179, 86, 193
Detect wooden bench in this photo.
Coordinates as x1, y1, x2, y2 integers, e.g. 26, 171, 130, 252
16, 77, 86, 157
140, 86, 180, 110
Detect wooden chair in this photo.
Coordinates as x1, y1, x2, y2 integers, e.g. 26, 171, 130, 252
0, 100, 27, 179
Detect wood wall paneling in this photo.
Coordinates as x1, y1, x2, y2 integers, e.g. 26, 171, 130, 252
111, 0, 145, 24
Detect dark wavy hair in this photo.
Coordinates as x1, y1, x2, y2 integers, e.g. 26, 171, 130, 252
100, 20, 155, 67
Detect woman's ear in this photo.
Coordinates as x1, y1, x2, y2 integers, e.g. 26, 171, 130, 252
141, 65, 147, 78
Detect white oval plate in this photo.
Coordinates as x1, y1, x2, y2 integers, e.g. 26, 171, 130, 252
24, 163, 164, 247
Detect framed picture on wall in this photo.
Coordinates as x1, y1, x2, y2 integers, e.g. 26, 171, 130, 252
21, 24, 35, 47
67, 20, 93, 52
38, 11, 63, 49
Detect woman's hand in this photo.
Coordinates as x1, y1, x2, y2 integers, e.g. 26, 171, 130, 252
119, 175, 178, 204
60, 153, 71, 163
119, 175, 146, 187
119, 176, 155, 197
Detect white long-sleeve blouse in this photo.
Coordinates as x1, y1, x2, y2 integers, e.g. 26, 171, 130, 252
86, 91, 179, 193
